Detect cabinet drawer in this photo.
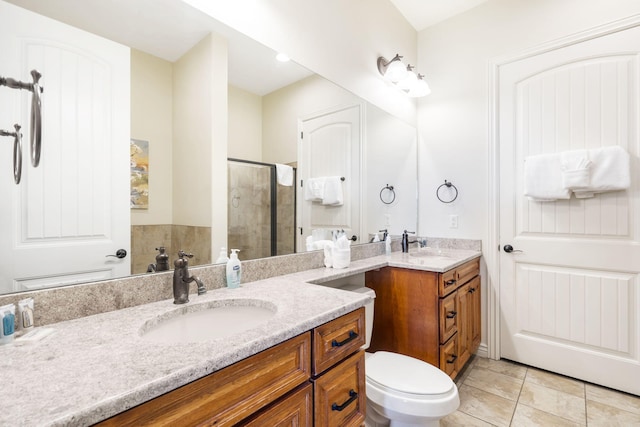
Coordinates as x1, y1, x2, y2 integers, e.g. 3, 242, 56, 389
313, 308, 365, 375
313, 350, 366, 427
439, 292, 458, 344
241, 383, 312, 427
456, 258, 480, 286
439, 335, 459, 379
438, 268, 458, 297
96, 332, 311, 427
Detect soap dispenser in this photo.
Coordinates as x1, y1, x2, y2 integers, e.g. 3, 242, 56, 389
215, 247, 229, 264
226, 249, 242, 289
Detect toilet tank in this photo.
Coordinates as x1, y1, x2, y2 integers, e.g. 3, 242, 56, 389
336, 284, 375, 350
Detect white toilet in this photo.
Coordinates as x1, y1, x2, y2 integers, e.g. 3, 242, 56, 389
343, 285, 460, 427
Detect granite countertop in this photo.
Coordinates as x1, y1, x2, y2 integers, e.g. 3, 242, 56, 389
0, 248, 480, 426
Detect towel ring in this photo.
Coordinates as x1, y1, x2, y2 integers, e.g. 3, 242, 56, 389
436, 180, 458, 203
0, 124, 23, 184
380, 184, 396, 205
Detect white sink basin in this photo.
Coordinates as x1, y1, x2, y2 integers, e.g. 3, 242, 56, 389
409, 249, 449, 259
140, 299, 277, 343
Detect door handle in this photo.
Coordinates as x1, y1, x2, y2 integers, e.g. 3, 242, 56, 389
349, 235, 357, 242
503, 245, 523, 254
106, 249, 127, 259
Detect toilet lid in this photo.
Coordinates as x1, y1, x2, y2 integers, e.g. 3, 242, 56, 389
366, 351, 454, 395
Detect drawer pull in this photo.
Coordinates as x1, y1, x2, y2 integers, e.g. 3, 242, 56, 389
331, 330, 358, 347
446, 355, 458, 364
445, 279, 457, 286
446, 311, 457, 319
331, 389, 358, 412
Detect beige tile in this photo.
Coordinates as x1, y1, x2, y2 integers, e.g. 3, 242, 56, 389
457, 384, 517, 427
525, 368, 584, 398
586, 383, 640, 416
441, 409, 494, 426
511, 403, 584, 426
474, 357, 527, 380
586, 399, 640, 426
464, 366, 523, 401
519, 382, 586, 424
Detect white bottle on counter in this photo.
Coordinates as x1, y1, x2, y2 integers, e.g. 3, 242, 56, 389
385, 235, 392, 256
226, 249, 242, 288
215, 247, 229, 264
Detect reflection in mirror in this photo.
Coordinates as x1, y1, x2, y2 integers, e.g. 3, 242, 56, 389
0, 0, 418, 296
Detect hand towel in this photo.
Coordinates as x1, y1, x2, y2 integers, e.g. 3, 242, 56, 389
561, 150, 592, 190
275, 163, 293, 186
573, 146, 630, 198
322, 176, 344, 206
304, 177, 325, 201
524, 153, 571, 201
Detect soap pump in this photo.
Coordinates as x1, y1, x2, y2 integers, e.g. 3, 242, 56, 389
215, 247, 229, 264
226, 249, 242, 289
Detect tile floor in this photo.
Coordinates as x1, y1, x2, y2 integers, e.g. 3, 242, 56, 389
442, 356, 640, 426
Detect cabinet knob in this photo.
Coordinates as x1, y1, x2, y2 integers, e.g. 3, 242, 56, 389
446, 311, 457, 319
446, 355, 458, 364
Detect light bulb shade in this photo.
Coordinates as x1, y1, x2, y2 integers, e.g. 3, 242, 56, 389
408, 77, 431, 97
396, 71, 417, 91
385, 59, 408, 82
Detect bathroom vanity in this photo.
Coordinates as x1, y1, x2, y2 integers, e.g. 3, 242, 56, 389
366, 257, 481, 379
97, 309, 366, 426
0, 246, 480, 426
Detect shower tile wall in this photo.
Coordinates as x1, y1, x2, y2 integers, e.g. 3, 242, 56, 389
131, 225, 211, 274
277, 179, 295, 255
228, 163, 271, 261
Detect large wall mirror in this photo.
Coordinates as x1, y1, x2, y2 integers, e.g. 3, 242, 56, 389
0, 0, 417, 296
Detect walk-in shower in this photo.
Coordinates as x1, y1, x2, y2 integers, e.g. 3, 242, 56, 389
227, 158, 296, 261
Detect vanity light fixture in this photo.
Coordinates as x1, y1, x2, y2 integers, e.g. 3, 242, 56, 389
377, 54, 430, 97
377, 54, 408, 83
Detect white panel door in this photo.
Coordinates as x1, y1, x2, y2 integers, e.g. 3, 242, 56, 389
298, 105, 361, 249
499, 24, 640, 395
0, 2, 130, 293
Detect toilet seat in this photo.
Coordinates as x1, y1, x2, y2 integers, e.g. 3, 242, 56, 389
366, 351, 455, 397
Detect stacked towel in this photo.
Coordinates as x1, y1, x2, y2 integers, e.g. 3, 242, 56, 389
524, 153, 571, 201
275, 163, 293, 186
573, 146, 630, 198
303, 176, 344, 206
561, 150, 591, 190
524, 146, 630, 201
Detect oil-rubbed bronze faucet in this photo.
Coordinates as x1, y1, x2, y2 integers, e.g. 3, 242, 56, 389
173, 250, 206, 304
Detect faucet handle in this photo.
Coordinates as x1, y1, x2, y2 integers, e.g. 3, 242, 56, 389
403, 230, 416, 235
177, 250, 194, 259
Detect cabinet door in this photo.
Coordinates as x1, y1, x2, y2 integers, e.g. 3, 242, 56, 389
469, 276, 481, 352
314, 351, 366, 427
242, 383, 312, 427
456, 283, 471, 371
365, 267, 440, 366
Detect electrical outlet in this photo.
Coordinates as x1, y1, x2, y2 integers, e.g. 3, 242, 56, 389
384, 214, 391, 226
449, 214, 458, 229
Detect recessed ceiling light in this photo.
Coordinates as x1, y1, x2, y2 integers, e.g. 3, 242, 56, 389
276, 53, 290, 62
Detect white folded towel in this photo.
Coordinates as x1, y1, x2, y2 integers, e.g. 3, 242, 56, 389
561, 150, 592, 190
304, 177, 325, 201
524, 153, 571, 201
573, 146, 630, 198
275, 163, 293, 186
322, 176, 344, 206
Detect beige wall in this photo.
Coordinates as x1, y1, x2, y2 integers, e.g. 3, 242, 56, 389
228, 85, 262, 161
130, 49, 173, 225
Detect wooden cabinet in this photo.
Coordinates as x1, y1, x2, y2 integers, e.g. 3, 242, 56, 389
365, 257, 480, 379
95, 309, 365, 427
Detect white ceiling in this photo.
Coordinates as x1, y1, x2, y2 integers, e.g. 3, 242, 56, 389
389, 0, 489, 31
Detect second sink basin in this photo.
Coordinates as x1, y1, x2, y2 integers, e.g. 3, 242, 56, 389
140, 299, 277, 344
409, 248, 450, 259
